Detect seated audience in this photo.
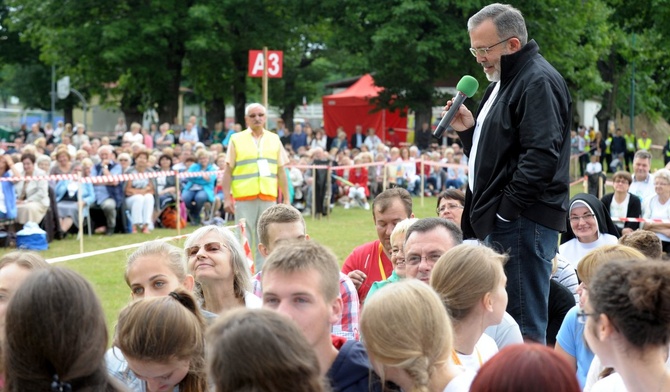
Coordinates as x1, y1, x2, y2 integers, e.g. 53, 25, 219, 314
181, 150, 216, 225
366, 217, 417, 301
124, 150, 156, 234
555, 244, 645, 388
600, 170, 641, 236
559, 193, 620, 270
263, 240, 385, 391
470, 344, 580, 392
584, 259, 670, 392
110, 289, 207, 392
431, 244, 506, 372
55, 158, 95, 234
184, 225, 260, 314
362, 280, 475, 391
618, 229, 663, 259
4, 267, 124, 391
642, 168, 670, 255
155, 154, 177, 209
0, 155, 17, 221
14, 153, 50, 225
207, 308, 328, 392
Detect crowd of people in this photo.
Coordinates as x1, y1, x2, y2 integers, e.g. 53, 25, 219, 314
0, 110, 473, 243
1, 185, 668, 392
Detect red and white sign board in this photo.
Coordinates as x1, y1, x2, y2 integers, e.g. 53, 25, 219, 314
248, 50, 283, 78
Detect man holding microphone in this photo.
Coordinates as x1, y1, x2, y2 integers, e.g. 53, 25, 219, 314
443, 3, 572, 343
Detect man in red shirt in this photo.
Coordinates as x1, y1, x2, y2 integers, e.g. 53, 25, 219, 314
342, 188, 414, 304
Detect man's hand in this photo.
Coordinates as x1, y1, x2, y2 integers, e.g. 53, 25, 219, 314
347, 270, 367, 290
223, 195, 235, 215
442, 99, 476, 132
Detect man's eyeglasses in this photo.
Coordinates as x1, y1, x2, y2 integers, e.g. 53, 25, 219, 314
185, 242, 227, 258
406, 254, 442, 266
469, 37, 513, 57
568, 213, 596, 223
247, 113, 265, 118
436, 203, 464, 214
577, 308, 594, 324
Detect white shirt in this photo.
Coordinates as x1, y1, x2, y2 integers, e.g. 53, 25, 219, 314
443, 369, 476, 392
452, 333, 498, 372
644, 195, 670, 242
558, 234, 619, 270
629, 174, 655, 211
469, 82, 500, 192
609, 193, 630, 230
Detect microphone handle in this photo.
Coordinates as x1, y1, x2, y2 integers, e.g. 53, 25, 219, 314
432, 92, 467, 139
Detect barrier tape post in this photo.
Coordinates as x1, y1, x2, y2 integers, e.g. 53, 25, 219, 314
311, 166, 316, 220
326, 166, 332, 221
420, 158, 425, 207
77, 172, 84, 254
175, 171, 181, 236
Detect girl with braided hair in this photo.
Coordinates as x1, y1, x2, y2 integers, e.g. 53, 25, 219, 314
360, 280, 474, 392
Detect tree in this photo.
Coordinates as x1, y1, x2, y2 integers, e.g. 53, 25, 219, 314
7, 0, 193, 125
324, 0, 613, 131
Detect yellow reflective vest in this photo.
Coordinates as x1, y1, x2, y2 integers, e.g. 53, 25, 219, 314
637, 138, 651, 151
624, 134, 636, 151
230, 129, 282, 199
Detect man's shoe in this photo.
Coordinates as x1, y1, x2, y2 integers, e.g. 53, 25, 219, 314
106, 227, 114, 236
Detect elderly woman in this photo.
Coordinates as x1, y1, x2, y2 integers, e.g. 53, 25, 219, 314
14, 153, 50, 225
641, 168, 670, 255
600, 170, 641, 236
55, 158, 95, 234
181, 150, 216, 226
116, 152, 132, 173
124, 150, 155, 234
183, 225, 260, 313
559, 193, 620, 270
50, 146, 73, 176
366, 218, 418, 302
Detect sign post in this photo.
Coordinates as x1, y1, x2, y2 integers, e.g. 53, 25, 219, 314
248, 49, 283, 108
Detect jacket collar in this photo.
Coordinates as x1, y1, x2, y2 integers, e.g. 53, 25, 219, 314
500, 39, 540, 84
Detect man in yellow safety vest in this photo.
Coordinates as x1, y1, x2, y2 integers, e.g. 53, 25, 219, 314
222, 103, 290, 270
637, 129, 652, 151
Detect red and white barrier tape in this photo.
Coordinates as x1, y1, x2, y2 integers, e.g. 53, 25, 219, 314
612, 217, 670, 223
0, 169, 227, 184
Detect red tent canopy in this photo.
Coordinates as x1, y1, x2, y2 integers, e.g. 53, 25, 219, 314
322, 74, 407, 143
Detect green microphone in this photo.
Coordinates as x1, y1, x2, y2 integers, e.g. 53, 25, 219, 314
432, 75, 479, 139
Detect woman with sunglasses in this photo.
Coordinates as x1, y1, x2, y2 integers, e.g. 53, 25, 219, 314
559, 193, 620, 270
184, 225, 260, 314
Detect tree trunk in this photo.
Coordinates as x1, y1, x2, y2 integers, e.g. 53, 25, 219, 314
596, 50, 619, 137
206, 96, 226, 128
231, 48, 248, 126
283, 107, 295, 132
63, 99, 74, 126
121, 92, 144, 126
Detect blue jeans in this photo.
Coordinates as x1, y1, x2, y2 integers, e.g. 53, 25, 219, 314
182, 190, 208, 223
485, 215, 557, 343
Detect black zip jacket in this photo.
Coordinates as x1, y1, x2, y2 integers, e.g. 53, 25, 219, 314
460, 39, 572, 240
